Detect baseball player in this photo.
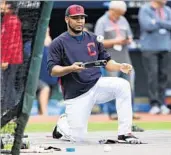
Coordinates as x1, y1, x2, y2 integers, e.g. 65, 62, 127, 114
47, 4, 141, 144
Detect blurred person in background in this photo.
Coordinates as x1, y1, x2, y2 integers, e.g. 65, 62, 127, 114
37, 27, 58, 115
94, 1, 143, 132
1, 1, 23, 113
24, 27, 58, 116
138, 0, 171, 115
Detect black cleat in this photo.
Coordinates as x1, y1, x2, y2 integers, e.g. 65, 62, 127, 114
118, 134, 142, 144
52, 126, 63, 139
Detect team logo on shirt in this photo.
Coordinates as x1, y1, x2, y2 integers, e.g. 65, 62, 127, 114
87, 42, 97, 56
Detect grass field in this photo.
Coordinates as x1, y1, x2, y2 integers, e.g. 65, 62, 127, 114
25, 122, 171, 132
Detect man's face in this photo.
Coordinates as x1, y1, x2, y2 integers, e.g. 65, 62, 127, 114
0, 1, 6, 13
0, 1, 10, 13
65, 15, 85, 34
155, 0, 167, 5
109, 8, 126, 20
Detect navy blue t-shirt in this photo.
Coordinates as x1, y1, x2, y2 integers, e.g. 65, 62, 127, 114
47, 31, 111, 99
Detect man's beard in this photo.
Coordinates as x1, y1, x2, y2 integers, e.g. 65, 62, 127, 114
68, 23, 83, 34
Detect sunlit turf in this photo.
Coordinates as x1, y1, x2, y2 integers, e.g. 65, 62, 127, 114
25, 122, 171, 132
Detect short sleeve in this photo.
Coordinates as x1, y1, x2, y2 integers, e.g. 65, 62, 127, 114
94, 18, 105, 36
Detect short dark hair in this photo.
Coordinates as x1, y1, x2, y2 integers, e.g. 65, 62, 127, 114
6, 1, 18, 11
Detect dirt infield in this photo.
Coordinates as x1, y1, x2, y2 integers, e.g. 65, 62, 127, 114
20, 131, 171, 155
22, 114, 171, 155
28, 113, 171, 124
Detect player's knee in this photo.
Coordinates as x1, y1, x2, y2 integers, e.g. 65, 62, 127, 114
119, 78, 131, 92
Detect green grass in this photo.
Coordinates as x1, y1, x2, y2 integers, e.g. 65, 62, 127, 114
25, 122, 171, 133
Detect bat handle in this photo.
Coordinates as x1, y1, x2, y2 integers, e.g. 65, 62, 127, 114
78, 64, 84, 67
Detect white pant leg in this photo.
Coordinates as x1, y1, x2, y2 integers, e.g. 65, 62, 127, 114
57, 87, 96, 141
95, 77, 133, 135
106, 69, 135, 93
129, 68, 135, 92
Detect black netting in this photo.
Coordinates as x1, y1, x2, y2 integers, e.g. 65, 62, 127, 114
1, 1, 42, 126
1, 1, 43, 152
1, 2, 54, 154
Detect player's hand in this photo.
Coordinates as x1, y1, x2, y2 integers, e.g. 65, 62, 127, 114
1, 62, 9, 70
71, 62, 85, 72
120, 63, 132, 74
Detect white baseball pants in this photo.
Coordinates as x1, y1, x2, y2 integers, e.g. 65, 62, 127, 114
57, 77, 133, 141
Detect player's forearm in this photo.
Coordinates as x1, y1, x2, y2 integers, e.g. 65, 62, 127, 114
105, 60, 121, 72
51, 65, 73, 77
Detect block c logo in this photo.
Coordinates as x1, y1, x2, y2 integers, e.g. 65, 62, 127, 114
87, 42, 97, 56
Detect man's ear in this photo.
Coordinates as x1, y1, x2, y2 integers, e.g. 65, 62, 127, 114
65, 16, 69, 24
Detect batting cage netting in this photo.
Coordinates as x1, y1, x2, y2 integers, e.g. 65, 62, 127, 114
1, 1, 53, 154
